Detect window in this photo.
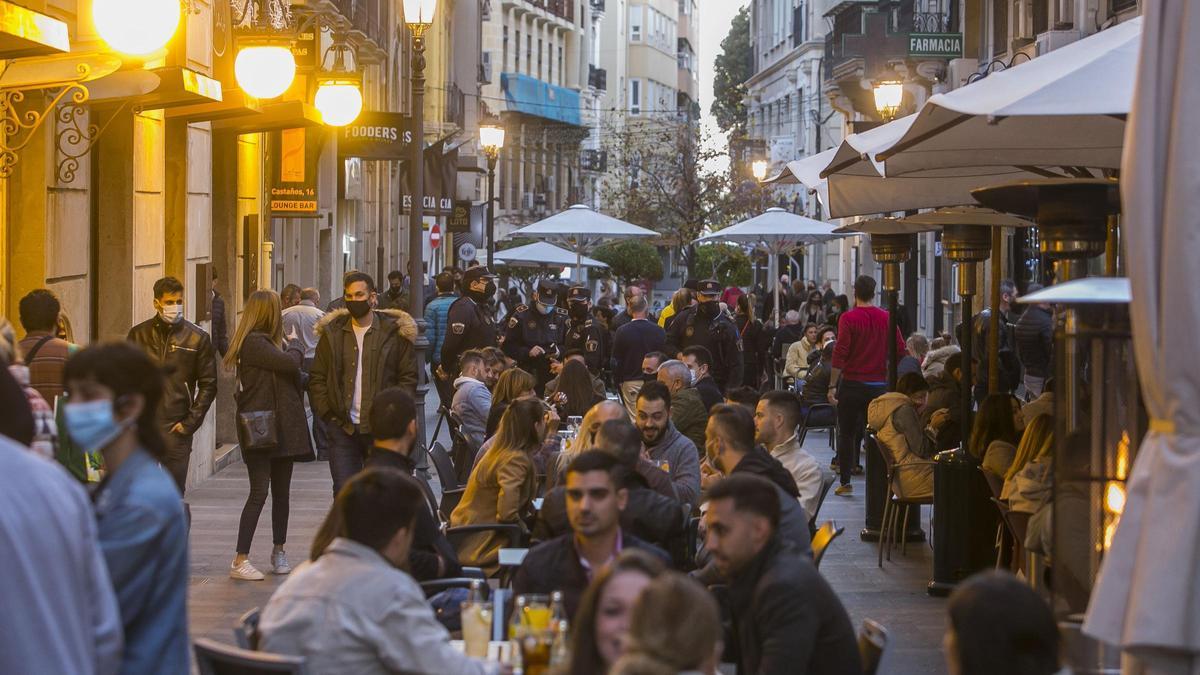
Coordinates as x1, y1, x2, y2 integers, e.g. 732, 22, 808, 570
527, 34, 533, 74
558, 46, 564, 85
629, 5, 642, 40
515, 29, 520, 71
503, 26, 510, 70
538, 38, 543, 76
630, 78, 641, 115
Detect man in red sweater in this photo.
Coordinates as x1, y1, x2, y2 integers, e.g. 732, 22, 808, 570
828, 275, 905, 494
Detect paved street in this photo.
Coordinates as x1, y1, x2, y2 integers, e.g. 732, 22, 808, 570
187, 405, 946, 672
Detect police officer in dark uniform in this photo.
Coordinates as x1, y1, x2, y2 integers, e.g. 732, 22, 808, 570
439, 265, 500, 380
664, 278, 743, 391
564, 285, 610, 378
503, 279, 568, 395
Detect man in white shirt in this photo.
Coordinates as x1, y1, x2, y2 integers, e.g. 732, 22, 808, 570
261, 468, 499, 675
754, 390, 826, 519
283, 287, 328, 458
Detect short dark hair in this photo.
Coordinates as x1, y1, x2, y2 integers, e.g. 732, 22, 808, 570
563, 348, 586, 361
435, 271, 455, 292
897, 372, 931, 396
387, 270, 404, 282
343, 270, 376, 293
300, 287, 320, 302
338, 468, 424, 552
595, 418, 642, 470
706, 473, 780, 530
946, 351, 963, 375
369, 387, 416, 441
760, 390, 802, 429
726, 386, 761, 409
459, 349, 485, 372
643, 351, 667, 365
947, 571, 1060, 675
153, 276, 184, 299
281, 284, 302, 303
18, 289, 61, 332
853, 275, 876, 302
681, 345, 713, 368
637, 380, 671, 409
64, 342, 166, 461
1000, 278, 1016, 296
709, 403, 755, 454
566, 450, 626, 487
804, 322, 819, 332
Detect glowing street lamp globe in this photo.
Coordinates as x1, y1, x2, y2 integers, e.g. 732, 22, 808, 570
402, 0, 439, 26
235, 45, 296, 99
480, 124, 505, 158
752, 159, 768, 182
873, 81, 904, 122
315, 80, 363, 126
93, 0, 180, 55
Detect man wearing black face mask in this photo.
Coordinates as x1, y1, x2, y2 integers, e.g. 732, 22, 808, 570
563, 285, 609, 378
503, 279, 568, 395
438, 266, 500, 381
665, 278, 743, 393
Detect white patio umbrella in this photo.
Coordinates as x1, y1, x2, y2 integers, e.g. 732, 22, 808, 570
1083, 3, 1200, 670
878, 17, 1141, 175
506, 204, 658, 282
694, 207, 846, 324
493, 241, 609, 270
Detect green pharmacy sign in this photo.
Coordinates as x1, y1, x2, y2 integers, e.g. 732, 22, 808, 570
908, 33, 963, 59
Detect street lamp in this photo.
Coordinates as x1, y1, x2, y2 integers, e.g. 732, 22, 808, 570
480, 123, 505, 268
752, 159, 768, 182
404, 0, 438, 450
93, 0, 180, 55
872, 80, 904, 122
314, 42, 363, 126
234, 39, 296, 99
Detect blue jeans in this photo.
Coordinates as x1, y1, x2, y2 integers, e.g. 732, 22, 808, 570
326, 423, 372, 496
835, 380, 887, 485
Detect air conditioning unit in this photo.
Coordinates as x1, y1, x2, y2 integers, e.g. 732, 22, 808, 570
946, 58, 980, 89
1036, 29, 1081, 56
481, 52, 493, 84
522, 192, 536, 210
545, 175, 556, 194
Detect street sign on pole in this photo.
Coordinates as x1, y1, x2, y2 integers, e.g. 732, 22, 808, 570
430, 223, 441, 249
458, 242, 477, 262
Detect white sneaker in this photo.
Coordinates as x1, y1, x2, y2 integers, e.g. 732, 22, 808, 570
271, 550, 292, 575
230, 560, 265, 581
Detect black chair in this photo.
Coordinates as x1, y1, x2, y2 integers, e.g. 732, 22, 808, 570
857, 619, 889, 675
194, 638, 308, 675
233, 607, 261, 650
808, 472, 837, 535
447, 411, 478, 484
981, 466, 1005, 499
427, 442, 466, 519
811, 521, 844, 569
431, 403, 451, 446
798, 403, 837, 451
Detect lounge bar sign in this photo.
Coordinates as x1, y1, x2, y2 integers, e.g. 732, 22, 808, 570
908, 32, 963, 59
269, 128, 321, 215
338, 111, 413, 160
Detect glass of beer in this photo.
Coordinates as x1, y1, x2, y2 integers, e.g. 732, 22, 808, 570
461, 602, 492, 658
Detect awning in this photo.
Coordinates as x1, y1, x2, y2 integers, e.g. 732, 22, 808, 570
210, 100, 324, 134
86, 66, 222, 110
165, 90, 262, 123
0, 0, 69, 59
399, 137, 458, 216
501, 72, 582, 126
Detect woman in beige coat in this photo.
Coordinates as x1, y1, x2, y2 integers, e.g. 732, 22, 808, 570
866, 373, 937, 500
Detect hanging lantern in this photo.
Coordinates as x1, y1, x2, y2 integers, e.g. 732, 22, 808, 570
93, 0, 180, 55
235, 43, 296, 99
314, 79, 363, 126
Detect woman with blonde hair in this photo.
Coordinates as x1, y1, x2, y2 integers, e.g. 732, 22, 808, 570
610, 572, 723, 675
224, 289, 313, 580
1001, 414, 1055, 513
485, 367, 537, 437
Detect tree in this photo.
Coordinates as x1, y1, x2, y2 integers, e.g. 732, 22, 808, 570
591, 240, 663, 287
711, 6, 752, 137
694, 243, 752, 288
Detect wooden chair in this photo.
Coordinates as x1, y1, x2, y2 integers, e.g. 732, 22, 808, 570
194, 638, 308, 675
232, 607, 260, 651
811, 521, 845, 569
857, 619, 889, 675
875, 439, 935, 567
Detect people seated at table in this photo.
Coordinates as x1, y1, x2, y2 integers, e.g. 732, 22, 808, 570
681, 345, 724, 412
703, 474, 861, 675
635, 381, 702, 506
451, 398, 547, 572
784, 323, 821, 381
512, 452, 670, 620
654, 359, 708, 451
451, 350, 492, 449
944, 571, 1060, 675
610, 572, 723, 675
899, 332, 928, 377
362, 387, 461, 581
260, 469, 499, 674
566, 549, 668, 675
867, 373, 937, 500
755, 390, 826, 517
968, 393, 1023, 462
548, 399, 627, 490
485, 367, 536, 438
700, 404, 811, 559
546, 356, 606, 419
800, 342, 837, 426
921, 339, 960, 380
923, 351, 965, 450
480, 346, 509, 389
1001, 414, 1054, 514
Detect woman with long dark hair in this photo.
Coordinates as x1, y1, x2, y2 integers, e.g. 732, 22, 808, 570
63, 342, 189, 675
223, 289, 313, 580
735, 294, 766, 389
568, 549, 667, 675
967, 393, 1022, 461
548, 358, 603, 418
801, 290, 826, 327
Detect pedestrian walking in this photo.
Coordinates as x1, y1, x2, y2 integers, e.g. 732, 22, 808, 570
225, 289, 313, 581
309, 271, 418, 496
282, 287, 328, 460
613, 292, 666, 418
828, 275, 904, 494
17, 288, 76, 403
126, 276, 217, 495
664, 279, 743, 393
210, 271, 230, 356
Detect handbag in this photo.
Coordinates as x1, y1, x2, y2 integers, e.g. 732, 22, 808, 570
235, 361, 279, 450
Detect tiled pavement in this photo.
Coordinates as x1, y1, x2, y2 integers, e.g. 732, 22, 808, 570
187, 406, 948, 673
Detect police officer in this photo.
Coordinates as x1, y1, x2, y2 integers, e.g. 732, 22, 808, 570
503, 279, 568, 395
665, 278, 743, 391
439, 265, 500, 380
564, 285, 610, 377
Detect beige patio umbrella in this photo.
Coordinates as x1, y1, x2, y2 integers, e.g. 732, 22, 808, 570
1083, 2, 1200, 670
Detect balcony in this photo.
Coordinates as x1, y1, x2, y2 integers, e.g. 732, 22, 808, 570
581, 148, 607, 172
589, 0, 605, 12
588, 64, 607, 91
445, 83, 465, 129
501, 72, 582, 126
507, 0, 575, 23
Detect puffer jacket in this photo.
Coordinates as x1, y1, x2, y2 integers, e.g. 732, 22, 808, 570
127, 315, 217, 434
308, 308, 417, 435
867, 393, 934, 500
921, 345, 960, 380
1014, 305, 1053, 378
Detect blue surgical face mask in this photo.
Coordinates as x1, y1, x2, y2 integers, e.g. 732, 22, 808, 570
63, 398, 133, 453
537, 302, 555, 315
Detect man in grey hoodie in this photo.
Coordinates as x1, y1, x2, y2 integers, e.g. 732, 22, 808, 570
451, 350, 492, 449
635, 381, 701, 507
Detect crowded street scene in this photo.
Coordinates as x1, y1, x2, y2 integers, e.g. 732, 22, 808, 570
0, 0, 1189, 673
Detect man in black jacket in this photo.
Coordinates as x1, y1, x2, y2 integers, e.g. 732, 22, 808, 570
127, 276, 217, 494
513, 451, 670, 620
363, 388, 461, 581
705, 474, 861, 675
1014, 284, 1053, 399
681, 345, 724, 412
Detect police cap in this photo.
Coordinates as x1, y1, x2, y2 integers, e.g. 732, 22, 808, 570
536, 279, 560, 302
567, 285, 590, 302
698, 279, 722, 296
462, 265, 498, 287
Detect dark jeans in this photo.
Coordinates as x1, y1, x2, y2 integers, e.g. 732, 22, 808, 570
163, 430, 194, 495
302, 358, 330, 461
836, 381, 887, 485
236, 455, 294, 554
327, 423, 372, 496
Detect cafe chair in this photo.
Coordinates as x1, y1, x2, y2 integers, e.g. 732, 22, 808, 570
857, 619, 889, 675
876, 440, 935, 567
194, 638, 308, 675
233, 607, 261, 651
810, 521, 844, 569
447, 411, 478, 484
427, 442, 467, 519
808, 472, 837, 535
798, 403, 837, 451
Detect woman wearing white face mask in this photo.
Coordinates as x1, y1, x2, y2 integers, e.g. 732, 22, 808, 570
63, 342, 190, 675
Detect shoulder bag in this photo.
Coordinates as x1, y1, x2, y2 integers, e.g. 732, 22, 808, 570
235, 358, 279, 450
